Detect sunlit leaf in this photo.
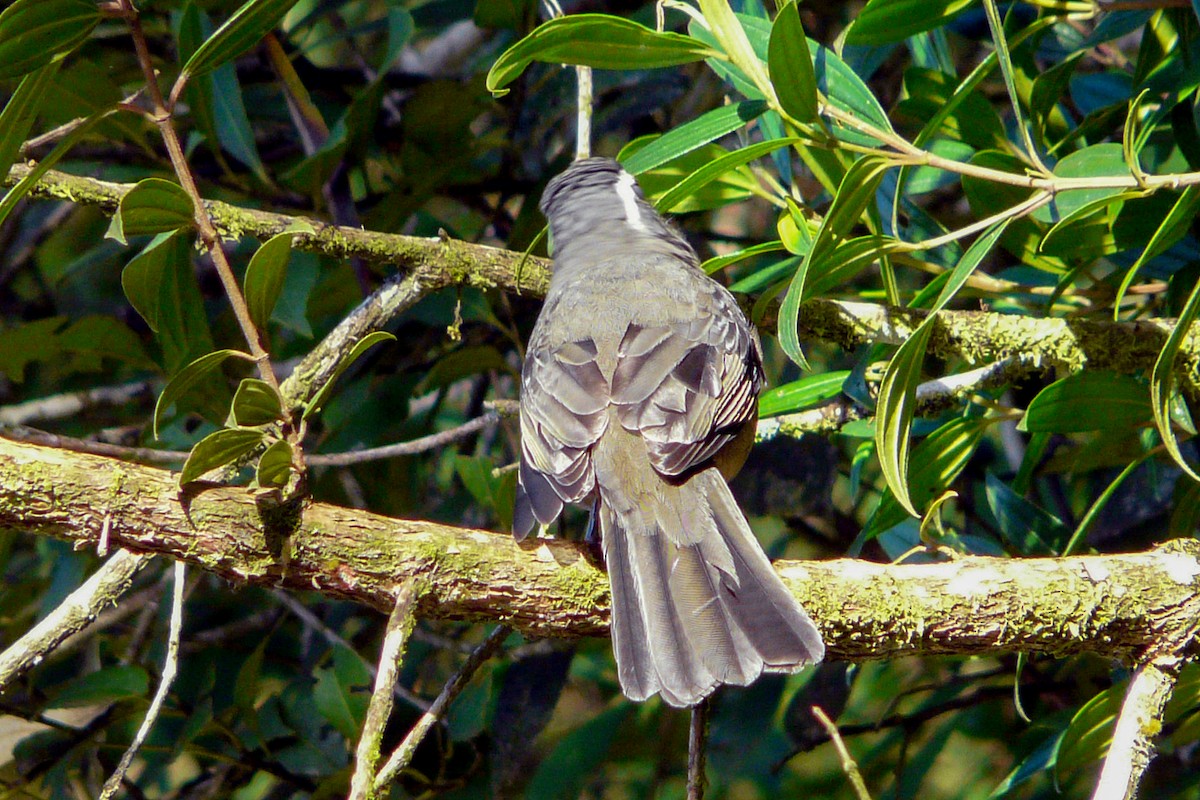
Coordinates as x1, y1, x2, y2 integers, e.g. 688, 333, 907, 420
0, 64, 61, 190
0, 109, 108, 229
875, 324, 935, 518
768, 2, 818, 122
243, 231, 295, 330
1152, 274, 1200, 482
618, 101, 768, 175
180, 427, 265, 485
179, 0, 302, 81
656, 137, 800, 212
1056, 685, 1122, 782
486, 14, 718, 97
304, 331, 396, 419
759, 371, 850, 418
845, 0, 976, 46
154, 349, 255, 439
230, 378, 283, 427
106, 178, 195, 245
256, 439, 294, 487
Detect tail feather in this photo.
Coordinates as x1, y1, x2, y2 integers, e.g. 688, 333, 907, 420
597, 463, 823, 708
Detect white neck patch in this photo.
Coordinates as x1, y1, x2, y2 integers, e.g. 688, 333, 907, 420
614, 169, 648, 233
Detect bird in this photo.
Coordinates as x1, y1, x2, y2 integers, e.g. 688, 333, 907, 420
513, 157, 825, 708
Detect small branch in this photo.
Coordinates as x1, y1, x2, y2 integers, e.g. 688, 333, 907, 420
811, 706, 873, 800
373, 625, 510, 790
350, 581, 422, 800
1093, 655, 1187, 800
308, 404, 512, 466
99, 560, 186, 799
0, 549, 152, 689
115, 0, 281, 396
0, 382, 153, 427
687, 698, 710, 800
5, 437, 1200, 660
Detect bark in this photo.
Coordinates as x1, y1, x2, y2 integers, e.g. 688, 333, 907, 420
3, 436, 1199, 662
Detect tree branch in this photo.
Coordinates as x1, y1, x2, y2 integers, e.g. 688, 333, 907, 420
3, 436, 1199, 663
7, 163, 1199, 396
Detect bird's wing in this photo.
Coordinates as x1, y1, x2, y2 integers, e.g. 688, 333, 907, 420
514, 334, 610, 537
611, 284, 762, 477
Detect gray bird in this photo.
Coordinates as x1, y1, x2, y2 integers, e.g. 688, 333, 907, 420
514, 157, 825, 707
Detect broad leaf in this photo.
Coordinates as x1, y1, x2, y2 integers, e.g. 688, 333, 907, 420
759, 371, 850, 417
230, 378, 283, 427
154, 349, 255, 439
256, 439, 294, 487
106, 178, 195, 245
1021, 372, 1152, 433
768, 2, 818, 122
47, 666, 149, 709
243, 231, 295, 330
180, 427, 265, 485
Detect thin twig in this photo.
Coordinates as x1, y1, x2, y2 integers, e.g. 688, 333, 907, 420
0, 382, 154, 427
687, 698, 710, 800
373, 625, 511, 790
1092, 656, 1185, 800
309, 406, 508, 466
349, 581, 422, 800
99, 560, 186, 799
0, 550, 152, 689
811, 705, 872, 800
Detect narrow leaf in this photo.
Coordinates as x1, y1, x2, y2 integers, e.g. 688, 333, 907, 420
1152, 276, 1200, 482
845, 0, 976, 46
759, 371, 850, 417
619, 100, 768, 175
697, 0, 775, 101
179, 0, 302, 82
106, 178, 195, 245
930, 219, 1010, 313
1114, 185, 1200, 317
0, 64, 61, 188
304, 331, 396, 419
180, 427, 265, 485
875, 324, 935, 518
486, 15, 718, 97
768, 2, 818, 122
243, 231, 295, 330
0, 109, 108, 229
154, 349, 255, 439
779, 156, 891, 367
656, 137, 800, 212
0, 0, 100, 81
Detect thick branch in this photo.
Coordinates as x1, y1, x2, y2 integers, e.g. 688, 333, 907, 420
3, 436, 1199, 662
9, 164, 1199, 394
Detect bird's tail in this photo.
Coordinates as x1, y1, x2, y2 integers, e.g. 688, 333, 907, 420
594, 433, 824, 707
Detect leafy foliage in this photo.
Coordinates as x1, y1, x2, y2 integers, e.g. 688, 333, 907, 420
2, 0, 1200, 797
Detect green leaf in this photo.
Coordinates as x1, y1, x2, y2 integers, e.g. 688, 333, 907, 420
656, 137, 800, 212
57, 315, 155, 372
179, 0, 302, 82
1021, 372, 1152, 433
106, 178, 195, 245
243, 231, 295, 330
1056, 685, 1122, 782
0, 0, 100, 81
486, 14, 718, 97
121, 231, 215, 373
1043, 144, 1130, 222
698, 0, 774, 100
234, 641, 267, 711
456, 455, 516, 527
983, 473, 1065, 555
864, 416, 989, 539
526, 705, 632, 800
779, 156, 891, 368
768, 2, 818, 122
154, 349, 255, 439
0, 109, 109, 230
230, 378, 283, 427
845, 0, 977, 46
930, 219, 1010, 313
1114, 185, 1200, 317
313, 665, 367, 740
47, 665, 149, 709
759, 371, 850, 417
875, 324, 935, 518
618, 100, 769, 175
0, 64, 61, 191
701, 240, 786, 275
1152, 273, 1200, 482
180, 427, 265, 485
256, 439, 294, 488
304, 331, 396, 419
988, 729, 1064, 799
